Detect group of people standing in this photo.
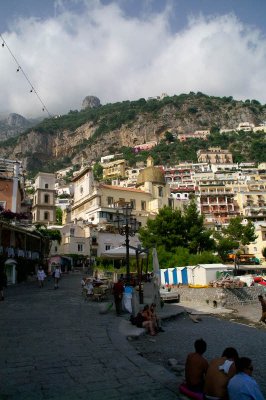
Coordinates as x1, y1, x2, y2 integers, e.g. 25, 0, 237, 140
184, 338, 264, 399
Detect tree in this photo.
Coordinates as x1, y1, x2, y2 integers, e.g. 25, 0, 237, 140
56, 208, 63, 225
35, 225, 62, 257
224, 217, 257, 246
164, 131, 175, 143
35, 226, 62, 243
183, 200, 215, 253
139, 207, 185, 251
215, 216, 257, 260
214, 236, 239, 262
139, 201, 215, 254
93, 162, 103, 181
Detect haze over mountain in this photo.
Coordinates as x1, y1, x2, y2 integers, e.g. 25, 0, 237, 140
0, 113, 43, 141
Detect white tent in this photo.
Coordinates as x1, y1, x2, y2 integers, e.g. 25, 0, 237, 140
101, 246, 147, 259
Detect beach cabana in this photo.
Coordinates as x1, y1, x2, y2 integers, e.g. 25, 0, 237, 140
164, 269, 169, 284
192, 264, 229, 285
172, 268, 178, 284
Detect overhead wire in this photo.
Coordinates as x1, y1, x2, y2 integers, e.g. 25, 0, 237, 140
0, 33, 52, 117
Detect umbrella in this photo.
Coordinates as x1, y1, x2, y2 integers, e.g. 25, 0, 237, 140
101, 246, 146, 259
152, 247, 161, 286
5, 259, 17, 265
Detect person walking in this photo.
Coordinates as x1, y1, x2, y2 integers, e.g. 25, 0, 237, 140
228, 357, 265, 400
258, 295, 266, 324
53, 265, 62, 289
37, 265, 46, 288
0, 265, 7, 301
112, 278, 124, 316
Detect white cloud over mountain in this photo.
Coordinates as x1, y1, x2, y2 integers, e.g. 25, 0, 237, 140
1, 0, 266, 118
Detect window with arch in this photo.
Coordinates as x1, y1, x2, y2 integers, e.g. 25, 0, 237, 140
158, 186, 163, 197
44, 212, 49, 220
44, 194, 49, 204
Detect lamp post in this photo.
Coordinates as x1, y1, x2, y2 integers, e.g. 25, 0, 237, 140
114, 204, 139, 284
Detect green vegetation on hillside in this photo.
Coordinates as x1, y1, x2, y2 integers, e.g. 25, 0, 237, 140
1, 91, 266, 175
119, 129, 266, 166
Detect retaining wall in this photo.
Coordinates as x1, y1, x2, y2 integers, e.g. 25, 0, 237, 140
172, 285, 265, 307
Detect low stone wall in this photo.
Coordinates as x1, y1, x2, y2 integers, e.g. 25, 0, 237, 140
172, 286, 265, 308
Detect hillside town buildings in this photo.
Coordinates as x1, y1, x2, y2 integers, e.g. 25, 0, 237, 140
1, 139, 266, 275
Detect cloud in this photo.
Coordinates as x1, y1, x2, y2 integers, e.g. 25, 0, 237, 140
1, 0, 266, 118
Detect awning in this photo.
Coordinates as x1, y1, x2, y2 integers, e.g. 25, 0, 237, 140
101, 246, 147, 259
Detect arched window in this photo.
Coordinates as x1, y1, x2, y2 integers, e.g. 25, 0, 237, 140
158, 186, 163, 197
44, 212, 49, 220
44, 194, 49, 204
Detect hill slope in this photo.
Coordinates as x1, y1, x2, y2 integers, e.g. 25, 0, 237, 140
0, 92, 266, 176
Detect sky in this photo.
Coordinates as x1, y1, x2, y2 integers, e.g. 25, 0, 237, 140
1, 0, 266, 118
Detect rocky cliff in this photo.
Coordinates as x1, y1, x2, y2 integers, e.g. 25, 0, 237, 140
0, 93, 265, 174
0, 113, 42, 141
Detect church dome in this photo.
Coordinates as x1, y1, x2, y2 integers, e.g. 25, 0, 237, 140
136, 166, 166, 187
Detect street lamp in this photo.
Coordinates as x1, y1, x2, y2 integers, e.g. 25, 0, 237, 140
114, 203, 139, 284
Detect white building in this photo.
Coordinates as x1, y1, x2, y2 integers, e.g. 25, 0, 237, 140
32, 172, 56, 224
236, 122, 255, 132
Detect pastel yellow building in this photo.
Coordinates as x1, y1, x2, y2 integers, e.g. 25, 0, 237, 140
102, 159, 126, 180
244, 223, 266, 264
197, 147, 233, 164
234, 181, 266, 221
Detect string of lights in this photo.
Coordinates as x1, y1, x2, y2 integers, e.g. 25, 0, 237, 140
0, 33, 52, 117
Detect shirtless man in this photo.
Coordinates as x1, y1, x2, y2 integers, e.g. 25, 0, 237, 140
141, 304, 156, 336
258, 294, 266, 323
204, 347, 239, 400
150, 303, 164, 332
185, 338, 208, 393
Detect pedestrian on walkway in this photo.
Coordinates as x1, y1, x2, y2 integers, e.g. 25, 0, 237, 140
112, 278, 124, 315
53, 265, 62, 289
0, 265, 7, 301
258, 295, 266, 324
37, 265, 46, 288
228, 357, 264, 400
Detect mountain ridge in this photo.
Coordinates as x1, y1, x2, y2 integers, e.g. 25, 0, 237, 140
0, 92, 265, 176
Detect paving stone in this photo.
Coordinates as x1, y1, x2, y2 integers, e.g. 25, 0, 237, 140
8, 273, 266, 399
